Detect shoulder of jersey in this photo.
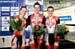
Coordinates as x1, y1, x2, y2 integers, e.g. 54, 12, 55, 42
31, 13, 44, 16
46, 16, 49, 19
53, 16, 58, 21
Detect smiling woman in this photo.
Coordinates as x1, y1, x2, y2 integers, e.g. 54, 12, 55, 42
10, 6, 27, 49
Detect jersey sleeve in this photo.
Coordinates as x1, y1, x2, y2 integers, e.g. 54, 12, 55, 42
26, 15, 31, 27
56, 17, 60, 24
54, 16, 60, 24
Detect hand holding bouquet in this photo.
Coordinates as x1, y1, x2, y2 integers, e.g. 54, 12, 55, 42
33, 25, 45, 36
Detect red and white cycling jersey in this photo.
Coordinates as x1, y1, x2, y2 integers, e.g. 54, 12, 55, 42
45, 16, 58, 33
30, 14, 44, 26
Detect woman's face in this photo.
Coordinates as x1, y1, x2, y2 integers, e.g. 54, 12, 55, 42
34, 5, 40, 13
20, 8, 27, 16
47, 8, 54, 17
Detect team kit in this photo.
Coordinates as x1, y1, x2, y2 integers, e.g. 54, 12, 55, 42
10, 2, 60, 49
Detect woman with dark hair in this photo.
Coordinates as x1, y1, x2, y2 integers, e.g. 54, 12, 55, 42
27, 2, 45, 49
45, 6, 60, 49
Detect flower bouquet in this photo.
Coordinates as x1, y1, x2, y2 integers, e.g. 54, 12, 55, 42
56, 24, 67, 35
10, 17, 22, 37
33, 25, 45, 36
56, 23, 68, 39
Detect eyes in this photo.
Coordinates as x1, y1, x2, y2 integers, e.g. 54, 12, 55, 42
20, 8, 27, 13
47, 11, 54, 12
47, 8, 54, 12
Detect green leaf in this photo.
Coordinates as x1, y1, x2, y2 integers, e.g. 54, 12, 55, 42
56, 24, 67, 35
10, 18, 22, 31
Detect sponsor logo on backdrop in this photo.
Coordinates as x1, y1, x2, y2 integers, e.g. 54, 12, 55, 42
2, 7, 10, 11
1, 11, 10, 16
2, 17, 10, 21
2, 27, 9, 31
0, 0, 16, 3
11, 7, 19, 12
2, 23, 9, 27
11, 12, 19, 16
59, 16, 72, 21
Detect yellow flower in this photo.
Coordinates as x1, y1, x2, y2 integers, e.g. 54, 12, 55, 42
14, 18, 19, 23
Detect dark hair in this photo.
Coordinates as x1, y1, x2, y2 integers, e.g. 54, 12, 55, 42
33, 2, 41, 7
47, 6, 54, 11
19, 6, 27, 11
